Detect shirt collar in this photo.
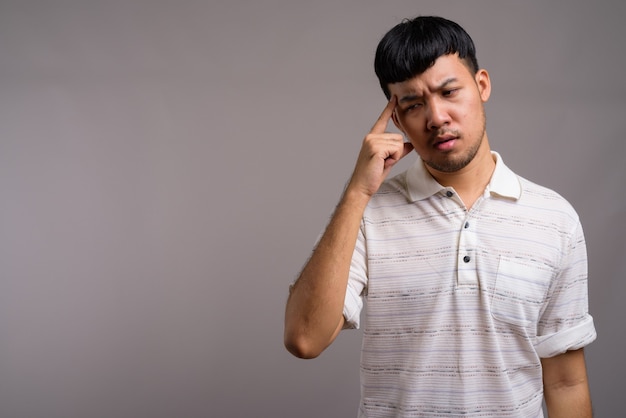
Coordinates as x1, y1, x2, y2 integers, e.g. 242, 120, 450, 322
406, 151, 522, 202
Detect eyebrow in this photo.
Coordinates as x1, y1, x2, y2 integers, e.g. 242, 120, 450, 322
398, 77, 459, 104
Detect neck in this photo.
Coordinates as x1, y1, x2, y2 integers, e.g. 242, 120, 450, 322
427, 139, 496, 209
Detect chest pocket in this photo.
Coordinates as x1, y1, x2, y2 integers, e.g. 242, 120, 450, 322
490, 257, 553, 328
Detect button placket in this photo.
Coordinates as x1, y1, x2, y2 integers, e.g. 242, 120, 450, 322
457, 214, 477, 286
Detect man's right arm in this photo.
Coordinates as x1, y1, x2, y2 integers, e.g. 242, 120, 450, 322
283, 188, 369, 359
284, 97, 413, 359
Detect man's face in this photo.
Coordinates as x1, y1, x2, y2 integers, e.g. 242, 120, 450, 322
389, 54, 491, 174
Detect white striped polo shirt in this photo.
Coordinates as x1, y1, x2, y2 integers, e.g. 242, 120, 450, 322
343, 152, 596, 417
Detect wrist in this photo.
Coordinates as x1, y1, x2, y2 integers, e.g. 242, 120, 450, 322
341, 185, 372, 211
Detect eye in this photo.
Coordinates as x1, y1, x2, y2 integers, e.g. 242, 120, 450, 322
405, 103, 423, 112
442, 88, 460, 97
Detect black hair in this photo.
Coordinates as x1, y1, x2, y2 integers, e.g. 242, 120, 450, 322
374, 16, 479, 98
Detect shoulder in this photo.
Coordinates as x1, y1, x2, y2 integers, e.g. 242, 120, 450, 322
370, 170, 411, 204
518, 175, 575, 210
360, 170, 414, 221
516, 175, 581, 226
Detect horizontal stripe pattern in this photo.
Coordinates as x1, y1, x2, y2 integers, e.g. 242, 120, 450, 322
344, 155, 596, 417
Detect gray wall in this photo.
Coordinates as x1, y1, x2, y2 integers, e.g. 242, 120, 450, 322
1, 1, 624, 417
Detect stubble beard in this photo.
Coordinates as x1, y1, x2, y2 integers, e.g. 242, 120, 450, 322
423, 113, 487, 173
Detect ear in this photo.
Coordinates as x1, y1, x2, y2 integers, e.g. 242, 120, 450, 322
475, 69, 491, 102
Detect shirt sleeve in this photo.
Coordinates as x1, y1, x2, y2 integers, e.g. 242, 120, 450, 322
343, 223, 368, 329
534, 220, 597, 357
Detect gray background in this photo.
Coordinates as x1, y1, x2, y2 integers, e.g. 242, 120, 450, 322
1, 1, 624, 417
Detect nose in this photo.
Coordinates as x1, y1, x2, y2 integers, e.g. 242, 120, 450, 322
426, 98, 451, 131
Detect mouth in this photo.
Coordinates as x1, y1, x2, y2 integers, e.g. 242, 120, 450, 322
433, 134, 458, 151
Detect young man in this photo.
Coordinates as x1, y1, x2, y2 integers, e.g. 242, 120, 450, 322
284, 16, 596, 417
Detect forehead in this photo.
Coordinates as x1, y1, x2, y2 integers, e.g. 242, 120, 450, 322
388, 54, 475, 96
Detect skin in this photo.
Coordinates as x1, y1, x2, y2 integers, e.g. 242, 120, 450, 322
283, 96, 408, 359
542, 348, 593, 417
389, 53, 494, 208
284, 53, 592, 417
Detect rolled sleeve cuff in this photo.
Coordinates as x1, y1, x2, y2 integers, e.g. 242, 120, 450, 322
342, 287, 363, 330
535, 314, 597, 358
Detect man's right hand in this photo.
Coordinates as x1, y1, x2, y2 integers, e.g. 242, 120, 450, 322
285, 97, 414, 359
347, 96, 414, 199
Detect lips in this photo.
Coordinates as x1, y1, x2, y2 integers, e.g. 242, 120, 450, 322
433, 134, 458, 151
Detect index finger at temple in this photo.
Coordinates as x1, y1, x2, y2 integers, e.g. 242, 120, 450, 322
370, 96, 397, 134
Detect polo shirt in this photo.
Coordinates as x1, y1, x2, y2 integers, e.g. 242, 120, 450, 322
343, 151, 596, 417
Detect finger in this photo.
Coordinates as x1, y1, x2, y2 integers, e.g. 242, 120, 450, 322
385, 141, 413, 164
363, 132, 404, 143
401, 142, 414, 159
370, 96, 397, 134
